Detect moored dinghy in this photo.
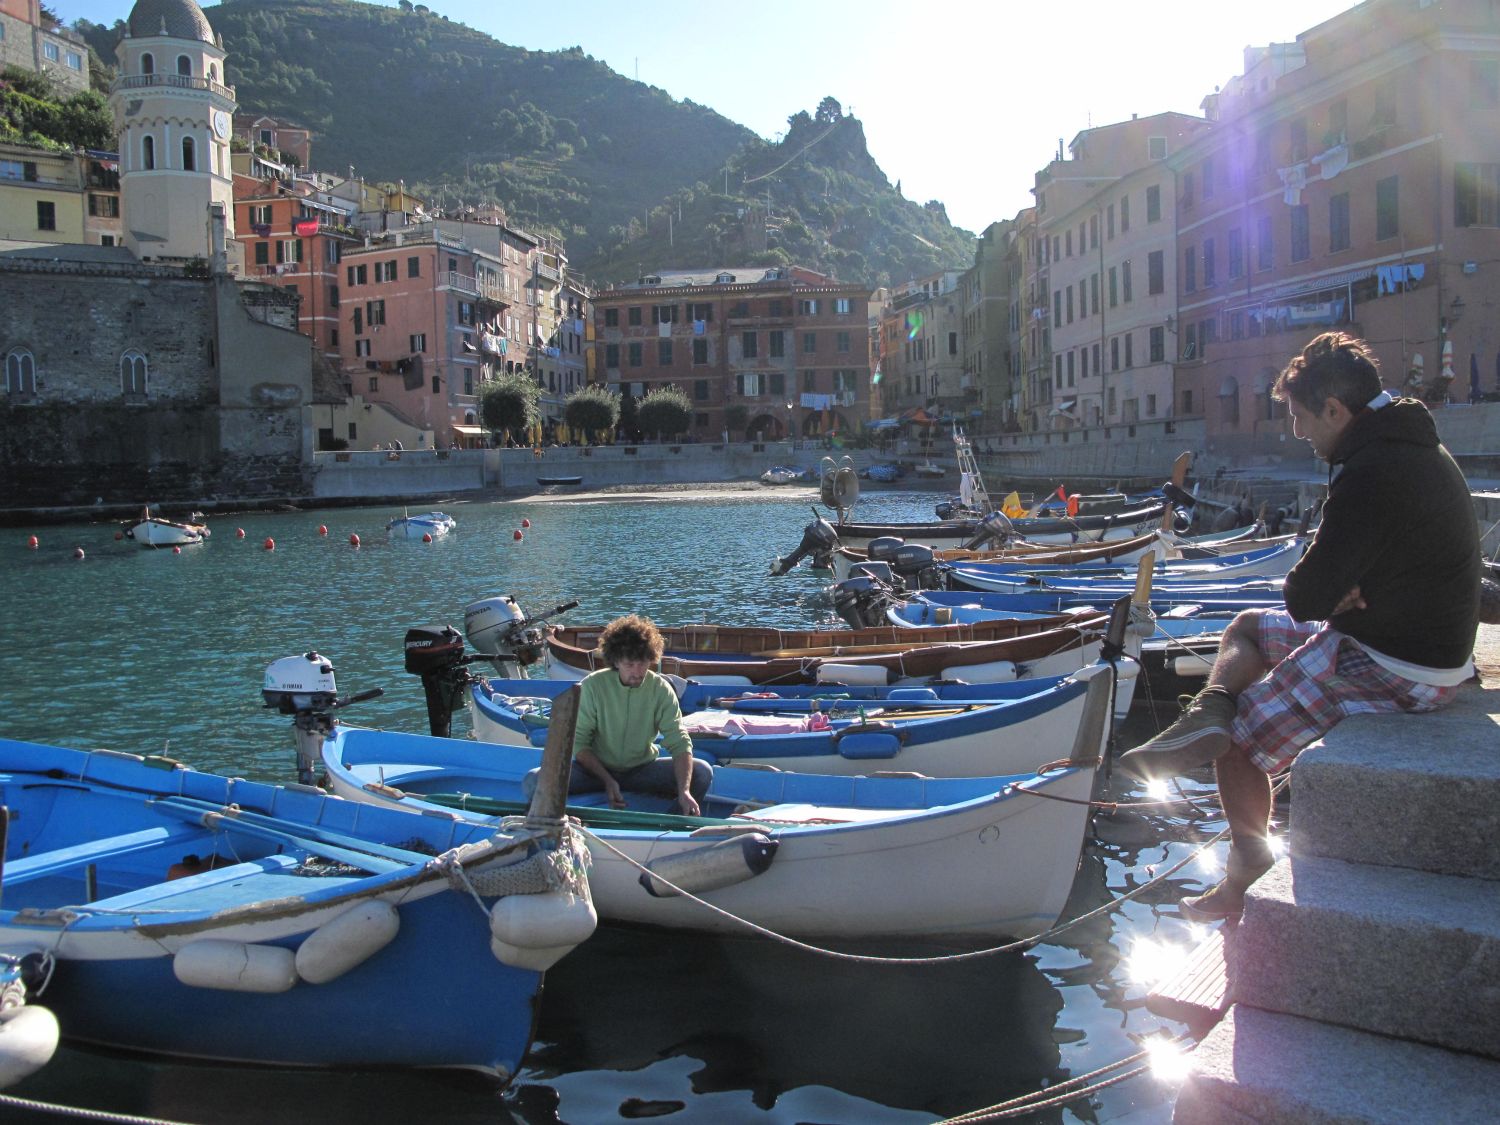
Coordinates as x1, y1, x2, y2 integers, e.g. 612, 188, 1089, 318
386, 510, 456, 539
321, 665, 1114, 941
125, 507, 210, 548
0, 678, 595, 1079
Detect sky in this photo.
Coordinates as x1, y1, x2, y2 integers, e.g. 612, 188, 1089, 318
59, 0, 1361, 233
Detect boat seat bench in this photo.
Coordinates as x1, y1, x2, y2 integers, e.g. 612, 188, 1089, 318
3, 823, 206, 885
88, 853, 308, 911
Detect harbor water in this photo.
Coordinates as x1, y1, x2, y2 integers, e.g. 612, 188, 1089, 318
0, 489, 1232, 1124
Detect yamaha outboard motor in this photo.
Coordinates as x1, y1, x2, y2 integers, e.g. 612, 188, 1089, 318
771, 510, 840, 576
887, 543, 947, 590
847, 560, 899, 591
829, 575, 899, 630
263, 652, 384, 786
963, 510, 1018, 551
865, 536, 905, 564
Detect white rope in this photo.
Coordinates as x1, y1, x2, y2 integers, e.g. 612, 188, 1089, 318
0, 1092, 201, 1124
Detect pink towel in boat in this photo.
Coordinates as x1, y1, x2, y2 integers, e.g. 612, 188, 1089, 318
683, 710, 831, 736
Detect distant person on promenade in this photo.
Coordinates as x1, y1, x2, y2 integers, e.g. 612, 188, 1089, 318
532, 614, 711, 815
1119, 332, 1480, 921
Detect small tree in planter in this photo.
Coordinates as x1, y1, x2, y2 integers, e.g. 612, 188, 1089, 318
723, 402, 749, 440
564, 383, 620, 445
618, 386, 639, 441
480, 373, 540, 447
637, 384, 693, 442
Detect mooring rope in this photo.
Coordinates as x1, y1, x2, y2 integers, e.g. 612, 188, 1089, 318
0, 1092, 200, 1125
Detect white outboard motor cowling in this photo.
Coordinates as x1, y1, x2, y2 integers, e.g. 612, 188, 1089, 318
262, 652, 338, 714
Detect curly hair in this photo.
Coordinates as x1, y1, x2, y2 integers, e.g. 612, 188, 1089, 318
1273, 332, 1384, 413
596, 614, 665, 667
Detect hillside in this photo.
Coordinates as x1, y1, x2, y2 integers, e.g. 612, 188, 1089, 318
74, 0, 975, 285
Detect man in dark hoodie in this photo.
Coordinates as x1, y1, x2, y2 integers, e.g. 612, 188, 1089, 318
1119, 332, 1480, 921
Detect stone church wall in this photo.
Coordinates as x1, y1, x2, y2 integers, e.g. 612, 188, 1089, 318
0, 259, 311, 506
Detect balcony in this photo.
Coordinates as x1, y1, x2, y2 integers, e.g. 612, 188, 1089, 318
110, 73, 235, 100
440, 271, 479, 296
531, 260, 561, 288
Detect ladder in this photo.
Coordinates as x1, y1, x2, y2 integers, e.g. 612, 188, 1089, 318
952, 426, 993, 515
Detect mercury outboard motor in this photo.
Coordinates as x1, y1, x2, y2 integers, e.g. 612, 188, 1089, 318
263, 652, 384, 786
404, 624, 477, 739
830, 575, 900, 630
771, 510, 840, 576
963, 510, 1018, 550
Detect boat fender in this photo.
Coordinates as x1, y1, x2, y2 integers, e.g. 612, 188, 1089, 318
173, 939, 298, 993
639, 833, 779, 898
832, 723, 903, 760
1171, 653, 1216, 677
489, 888, 598, 972
295, 900, 401, 984
0, 1004, 60, 1090
938, 659, 1017, 683
815, 662, 889, 686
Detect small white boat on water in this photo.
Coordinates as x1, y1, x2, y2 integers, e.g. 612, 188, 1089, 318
760, 466, 810, 486
125, 508, 210, 548
386, 511, 456, 539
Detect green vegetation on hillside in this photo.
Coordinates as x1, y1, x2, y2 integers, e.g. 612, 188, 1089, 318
68, 0, 975, 286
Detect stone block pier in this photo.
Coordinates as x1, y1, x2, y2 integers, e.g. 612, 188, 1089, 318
1173, 623, 1500, 1122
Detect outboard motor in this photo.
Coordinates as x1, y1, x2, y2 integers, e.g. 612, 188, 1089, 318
963, 510, 1018, 551
464, 595, 580, 678
847, 560, 900, 591
865, 536, 905, 564
888, 543, 946, 591
263, 652, 384, 786
829, 575, 899, 630
403, 624, 474, 739
771, 510, 840, 576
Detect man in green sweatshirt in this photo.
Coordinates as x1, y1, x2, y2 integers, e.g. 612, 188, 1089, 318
568, 614, 712, 815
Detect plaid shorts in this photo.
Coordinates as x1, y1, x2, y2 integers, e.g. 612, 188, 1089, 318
1233, 611, 1465, 773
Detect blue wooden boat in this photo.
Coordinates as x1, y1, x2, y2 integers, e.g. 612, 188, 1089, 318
468, 664, 1119, 777
322, 664, 1112, 941
0, 737, 593, 1080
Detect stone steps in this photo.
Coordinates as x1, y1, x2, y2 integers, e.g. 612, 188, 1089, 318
1292, 689, 1500, 881
1175, 1006, 1500, 1125
1173, 625, 1500, 1120
1232, 855, 1500, 1057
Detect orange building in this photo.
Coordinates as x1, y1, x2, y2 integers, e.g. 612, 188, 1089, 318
591, 266, 872, 441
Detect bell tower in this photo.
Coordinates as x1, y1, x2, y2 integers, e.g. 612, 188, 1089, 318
110, 0, 236, 262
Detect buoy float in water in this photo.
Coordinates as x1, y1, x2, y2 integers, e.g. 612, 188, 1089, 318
236, 528, 246, 539
25, 536, 38, 550
521, 518, 531, 528
263, 538, 275, 551
172, 546, 182, 555
513, 530, 524, 542
422, 532, 433, 543
317, 525, 328, 537
349, 533, 361, 547
113, 531, 123, 541
72, 547, 85, 560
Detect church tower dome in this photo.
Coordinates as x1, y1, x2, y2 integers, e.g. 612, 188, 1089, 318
110, 0, 236, 261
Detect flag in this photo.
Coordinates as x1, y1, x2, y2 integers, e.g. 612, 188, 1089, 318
1055, 485, 1068, 501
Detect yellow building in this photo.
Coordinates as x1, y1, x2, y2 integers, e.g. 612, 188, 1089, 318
0, 142, 86, 244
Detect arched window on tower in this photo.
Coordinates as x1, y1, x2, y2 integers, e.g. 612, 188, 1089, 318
182, 137, 195, 172
141, 53, 154, 75
208, 64, 218, 82
121, 351, 149, 400
5, 349, 37, 400
177, 55, 192, 77
142, 135, 155, 170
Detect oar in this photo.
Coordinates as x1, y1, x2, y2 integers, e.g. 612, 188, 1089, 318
149, 796, 427, 874
420, 792, 727, 831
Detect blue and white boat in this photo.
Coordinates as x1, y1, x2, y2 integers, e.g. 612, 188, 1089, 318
467, 664, 1121, 777
322, 666, 1112, 942
0, 737, 593, 1080
948, 538, 1302, 587
386, 511, 457, 539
